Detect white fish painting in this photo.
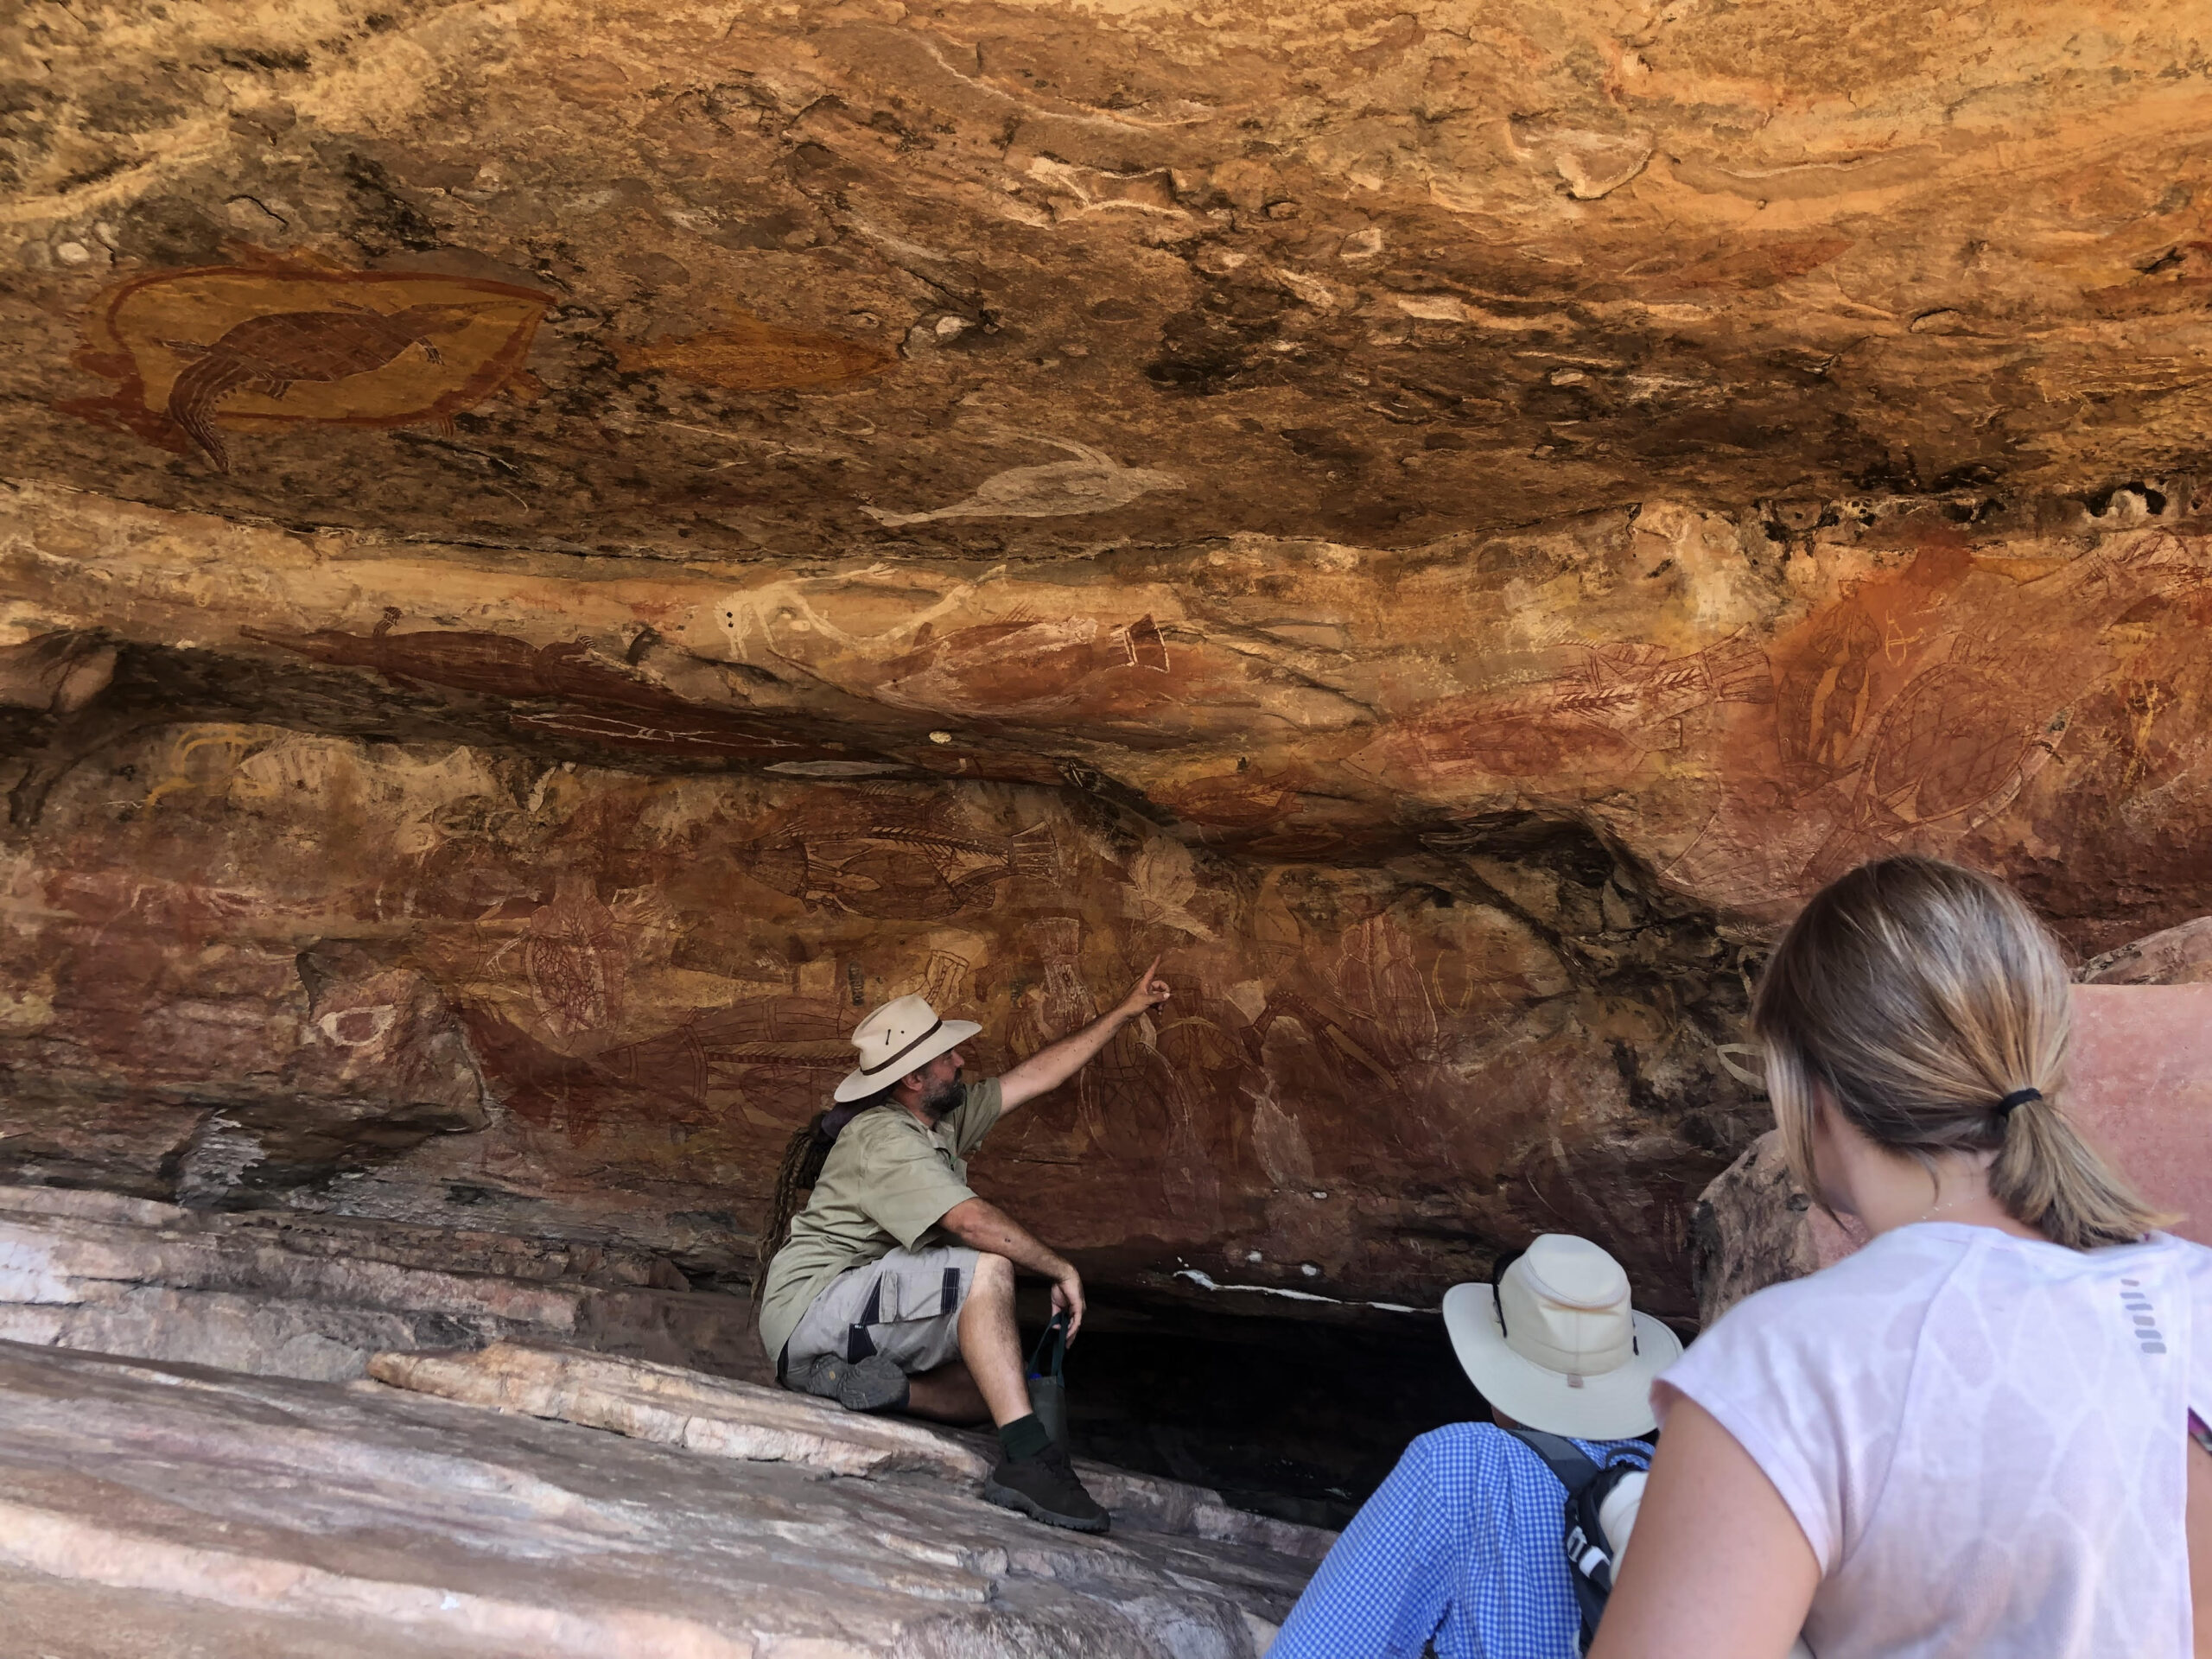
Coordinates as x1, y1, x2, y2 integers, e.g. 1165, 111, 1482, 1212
864, 434, 1183, 526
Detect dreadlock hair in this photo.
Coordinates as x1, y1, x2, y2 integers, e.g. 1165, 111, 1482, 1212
752, 1092, 887, 1301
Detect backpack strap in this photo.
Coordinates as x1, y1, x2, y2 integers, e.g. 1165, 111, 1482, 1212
1503, 1426, 1605, 1497
1506, 1428, 1653, 1656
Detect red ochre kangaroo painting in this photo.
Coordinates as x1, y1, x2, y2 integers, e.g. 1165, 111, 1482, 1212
59, 262, 553, 474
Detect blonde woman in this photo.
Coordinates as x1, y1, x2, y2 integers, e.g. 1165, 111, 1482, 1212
1592, 857, 2212, 1659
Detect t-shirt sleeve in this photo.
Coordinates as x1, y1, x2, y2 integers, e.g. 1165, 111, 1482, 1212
2185, 1240, 2212, 1426
1653, 1280, 1878, 1576
946, 1077, 1004, 1159
850, 1122, 978, 1249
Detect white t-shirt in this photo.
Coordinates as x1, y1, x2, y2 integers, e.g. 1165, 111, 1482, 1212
1657, 1222, 2210, 1659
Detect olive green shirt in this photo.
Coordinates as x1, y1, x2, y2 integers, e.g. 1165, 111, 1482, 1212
759, 1079, 1004, 1361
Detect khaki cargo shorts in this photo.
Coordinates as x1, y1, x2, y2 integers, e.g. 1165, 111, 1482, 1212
780, 1244, 978, 1381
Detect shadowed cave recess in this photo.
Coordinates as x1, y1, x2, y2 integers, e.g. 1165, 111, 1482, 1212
6, 0, 2212, 1540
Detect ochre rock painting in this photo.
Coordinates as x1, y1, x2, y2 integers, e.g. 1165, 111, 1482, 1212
1357, 634, 1776, 785
1667, 529, 2212, 905
5, 490, 2212, 1304
10, 0, 2212, 566
58, 264, 552, 473
615, 315, 896, 390
7, 0, 2212, 1362
0, 731, 1735, 1313
864, 435, 1185, 526
3, 484, 2211, 1319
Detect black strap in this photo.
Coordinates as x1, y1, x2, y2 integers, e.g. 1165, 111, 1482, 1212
845, 1276, 883, 1363
1026, 1312, 1068, 1383
1489, 1247, 1525, 1338
1504, 1426, 1605, 1497
858, 1018, 944, 1077
942, 1265, 961, 1318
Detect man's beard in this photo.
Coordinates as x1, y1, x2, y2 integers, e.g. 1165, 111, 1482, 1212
918, 1074, 963, 1122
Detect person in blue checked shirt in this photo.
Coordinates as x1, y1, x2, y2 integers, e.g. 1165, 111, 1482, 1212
1268, 1234, 1683, 1659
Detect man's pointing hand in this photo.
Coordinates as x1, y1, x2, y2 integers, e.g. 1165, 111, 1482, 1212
998, 950, 1171, 1114
1117, 954, 1172, 1019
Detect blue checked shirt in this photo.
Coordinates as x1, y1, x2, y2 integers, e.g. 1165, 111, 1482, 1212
1268, 1423, 1653, 1659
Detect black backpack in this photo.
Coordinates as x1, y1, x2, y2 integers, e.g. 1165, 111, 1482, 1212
1504, 1427, 1653, 1656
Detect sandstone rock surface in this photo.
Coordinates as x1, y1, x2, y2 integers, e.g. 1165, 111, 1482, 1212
4, 0, 2212, 1336
0, 1182, 771, 1382
370, 1338, 1332, 1560
0, 1337, 1321, 1656
9, 2, 2212, 544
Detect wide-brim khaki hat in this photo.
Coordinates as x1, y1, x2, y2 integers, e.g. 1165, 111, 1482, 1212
832, 994, 982, 1103
1441, 1234, 1682, 1440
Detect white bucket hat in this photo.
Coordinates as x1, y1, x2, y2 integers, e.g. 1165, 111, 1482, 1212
1440, 1234, 1682, 1440
832, 994, 982, 1104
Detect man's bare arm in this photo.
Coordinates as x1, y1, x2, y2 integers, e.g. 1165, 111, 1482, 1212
997, 955, 1170, 1114
940, 1195, 1088, 1342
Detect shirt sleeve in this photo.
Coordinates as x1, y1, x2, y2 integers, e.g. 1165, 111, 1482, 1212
945, 1077, 1004, 1159
849, 1120, 979, 1249
1653, 1280, 1866, 1576
1267, 1435, 1452, 1659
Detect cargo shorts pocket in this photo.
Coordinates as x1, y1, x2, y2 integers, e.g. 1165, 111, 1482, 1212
843, 1272, 894, 1363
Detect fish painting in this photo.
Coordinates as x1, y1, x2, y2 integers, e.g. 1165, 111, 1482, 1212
161, 303, 492, 471
58, 263, 552, 473
615, 314, 895, 390
747, 820, 1058, 920
1375, 633, 1775, 781
864, 435, 1183, 526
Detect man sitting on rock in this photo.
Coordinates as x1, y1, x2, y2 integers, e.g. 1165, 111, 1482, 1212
755, 959, 1172, 1534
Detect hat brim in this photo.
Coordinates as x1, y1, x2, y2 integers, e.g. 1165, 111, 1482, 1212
831, 1019, 983, 1103
1440, 1281, 1682, 1440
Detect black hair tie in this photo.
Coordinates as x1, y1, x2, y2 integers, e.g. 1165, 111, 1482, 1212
1995, 1088, 2042, 1117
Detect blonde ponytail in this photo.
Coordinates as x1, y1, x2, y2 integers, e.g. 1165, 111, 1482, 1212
1756, 856, 2165, 1252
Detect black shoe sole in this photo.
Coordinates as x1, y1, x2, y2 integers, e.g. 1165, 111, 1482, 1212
982, 1475, 1110, 1534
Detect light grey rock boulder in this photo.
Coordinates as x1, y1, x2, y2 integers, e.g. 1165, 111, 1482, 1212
0, 1338, 1322, 1656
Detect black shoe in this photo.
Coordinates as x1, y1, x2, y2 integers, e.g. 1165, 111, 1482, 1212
798, 1352, 910, 1413
982, 1442, 1110, 1534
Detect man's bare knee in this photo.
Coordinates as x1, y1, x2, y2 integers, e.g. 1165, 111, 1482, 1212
970, 1252, 1014, 1299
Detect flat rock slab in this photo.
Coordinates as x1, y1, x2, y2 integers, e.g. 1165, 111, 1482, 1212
370, 1338, 1332, 1560
0, 1339, 1318, 1656
371, 1340, 994, 1484
0, 1185, 767, 1384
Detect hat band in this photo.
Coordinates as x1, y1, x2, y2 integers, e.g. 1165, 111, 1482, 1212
859, 1018, 945, 1077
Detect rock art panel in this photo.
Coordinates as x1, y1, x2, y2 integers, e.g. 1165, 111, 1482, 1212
866, 435, 1184, 525
2, 486, 2210, 1318
1667, 529, 2212, 912
615, 314, 896, 390
58, 264, 554, 473
0, 726, 1763, 1312
1360, 633, 1774, 785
